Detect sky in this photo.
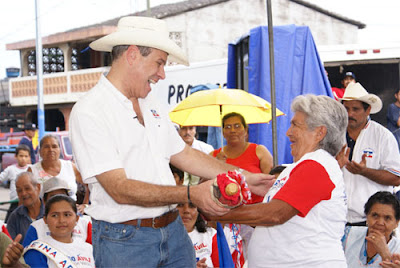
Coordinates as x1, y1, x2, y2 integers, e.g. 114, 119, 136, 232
1, 0, 400, 79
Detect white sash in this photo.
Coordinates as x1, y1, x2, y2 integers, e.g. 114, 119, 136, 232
24, 240, 77, 268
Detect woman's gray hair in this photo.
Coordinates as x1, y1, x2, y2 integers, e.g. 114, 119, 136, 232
39, 134, 60, 148
291, 94, 348, 156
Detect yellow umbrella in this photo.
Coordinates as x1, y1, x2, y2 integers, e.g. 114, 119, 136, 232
169, 88, 284, 127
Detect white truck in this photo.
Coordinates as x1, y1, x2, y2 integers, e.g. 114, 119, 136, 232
152, 59, 228, 111
318, 43, 400, 126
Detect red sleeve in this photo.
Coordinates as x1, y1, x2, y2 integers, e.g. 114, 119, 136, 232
211, 232, 219, 267
86, 221, 92, 244
273, 160, 335, 217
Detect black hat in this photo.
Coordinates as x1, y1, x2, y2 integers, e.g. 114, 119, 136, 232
23, 123, 36, 130
343, 71, 356, 80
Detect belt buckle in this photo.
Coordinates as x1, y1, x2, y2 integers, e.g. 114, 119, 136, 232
152, 215, 160, 229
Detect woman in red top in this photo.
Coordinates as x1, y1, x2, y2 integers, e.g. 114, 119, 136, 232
211, 112, 273, 203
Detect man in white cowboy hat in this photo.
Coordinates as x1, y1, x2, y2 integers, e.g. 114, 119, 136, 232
337, 82, 400, 226
69, 16, 273, 267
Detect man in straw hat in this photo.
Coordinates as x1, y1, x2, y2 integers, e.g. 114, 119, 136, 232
337, 82, 400, 226
69, 16, 274, 267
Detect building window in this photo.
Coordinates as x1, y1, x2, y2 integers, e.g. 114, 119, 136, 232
27, 47, 65, 75
71, 48, 79, 71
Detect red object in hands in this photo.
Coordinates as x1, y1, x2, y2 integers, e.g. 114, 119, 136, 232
226, 170, 252, 204
216, 173, 241, 206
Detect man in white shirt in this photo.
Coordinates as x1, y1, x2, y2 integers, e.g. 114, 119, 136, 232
69, 16, 273, 267
337, 82, 400, 226
178, 126, 214, 154
178, 126, 214, 185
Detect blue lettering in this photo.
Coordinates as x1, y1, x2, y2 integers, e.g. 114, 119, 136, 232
168, 85, 176, 104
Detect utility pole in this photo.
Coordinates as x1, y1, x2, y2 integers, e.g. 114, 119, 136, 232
147, 0, 151, 16
35, 0, 45, 140
266, 0, 278, 166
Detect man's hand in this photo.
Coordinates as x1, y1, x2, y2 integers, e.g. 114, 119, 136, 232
346, 153, 367, 175
336, 145, 350, 169
245, 173, 276, 197
2, 234, 24, 268
190, 180, 230, 216
77, 204, 87, 215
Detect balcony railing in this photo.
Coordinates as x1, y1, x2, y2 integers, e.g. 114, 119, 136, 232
9, 67, 110, 106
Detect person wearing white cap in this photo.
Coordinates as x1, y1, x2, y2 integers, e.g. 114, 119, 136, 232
337, 82, 400, 226
69, 16, 274, 267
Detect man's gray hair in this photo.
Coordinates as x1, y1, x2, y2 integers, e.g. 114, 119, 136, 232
16, 172, 38, 186
111, 45, 153, 62
291, 95, 348, 156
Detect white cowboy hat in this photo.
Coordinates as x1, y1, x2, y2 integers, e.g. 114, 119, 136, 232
340, 82, 382, 114
90, 16, 188, 66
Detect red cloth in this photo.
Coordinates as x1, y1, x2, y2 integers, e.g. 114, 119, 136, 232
211, 232, 219, 267
273, 160, 335, 217
216, 173, 241, 206
1, 224, 11, 239
212, 143, 264, 203
331, 87, 345, 101
86, 221, 92, 244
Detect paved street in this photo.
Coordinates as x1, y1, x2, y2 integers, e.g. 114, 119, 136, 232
0, 186, 10, 221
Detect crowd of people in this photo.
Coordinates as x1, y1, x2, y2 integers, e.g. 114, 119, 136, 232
1, 15, 400, 268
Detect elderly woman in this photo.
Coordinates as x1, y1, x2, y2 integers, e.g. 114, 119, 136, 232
210, 95, 349, 267
342, 191, 400, 267
28, 134, 84, 203
211, 112, 273, 203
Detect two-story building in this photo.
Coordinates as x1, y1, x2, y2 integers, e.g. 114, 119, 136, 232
3, 0, 365, 131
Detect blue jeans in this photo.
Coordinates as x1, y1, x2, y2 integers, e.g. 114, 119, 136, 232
92, 215, 195, 267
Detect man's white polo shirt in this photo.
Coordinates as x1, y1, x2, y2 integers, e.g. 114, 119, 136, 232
70, 75, 185, 223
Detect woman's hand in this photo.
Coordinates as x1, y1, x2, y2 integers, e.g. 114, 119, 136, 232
196, 258, 207, 268
245, 172, 276, 197
215, 151, 227, 161
380, 253, 400, 267
366, 229, 391, 261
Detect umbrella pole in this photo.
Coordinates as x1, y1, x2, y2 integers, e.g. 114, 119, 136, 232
266, 0, 278, 166
220, 127, 224, 149
220, 107, 224, 149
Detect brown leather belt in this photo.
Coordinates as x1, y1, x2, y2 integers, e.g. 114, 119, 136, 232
119, 209, 178, 229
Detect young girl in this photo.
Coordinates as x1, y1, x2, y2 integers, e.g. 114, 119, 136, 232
23, 195, 94, 267
178, 202, 219, 268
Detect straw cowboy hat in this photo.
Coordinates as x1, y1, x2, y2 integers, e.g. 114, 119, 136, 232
340, 82, 382, 114
90, 16, 188, 66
